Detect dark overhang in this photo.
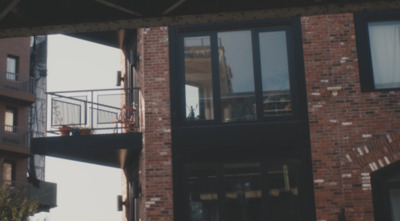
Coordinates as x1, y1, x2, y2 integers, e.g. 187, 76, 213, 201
1, 0, 400, 42
31, 133, 142, 168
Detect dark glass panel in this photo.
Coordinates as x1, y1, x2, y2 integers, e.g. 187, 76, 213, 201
187, 168, 219, 221
217, 31, 256, 122
223, 163, 262, 221
184, 36, 214, 121
267, 163, 300, 221
259, 31, 292, 117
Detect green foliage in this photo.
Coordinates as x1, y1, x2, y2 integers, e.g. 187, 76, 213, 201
0, 183, 39, 221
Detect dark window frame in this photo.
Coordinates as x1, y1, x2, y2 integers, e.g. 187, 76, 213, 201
6, 55, 19, 81
371, 160, 400, 221
170, 18, 306, 127
354, 10, 400, 92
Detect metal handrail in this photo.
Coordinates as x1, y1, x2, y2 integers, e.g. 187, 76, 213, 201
0, 71, 35, 95
0, 124, 30, 147
47, 88, 140, 135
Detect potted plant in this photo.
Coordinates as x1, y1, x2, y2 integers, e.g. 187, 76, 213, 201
79, 127, 92, 135
59, 125, 71, 136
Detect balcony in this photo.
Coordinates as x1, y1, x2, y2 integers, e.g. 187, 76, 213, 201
0, 72, 35, 103
0, 180, 57, 212
0, 125, 30, 155
31, 88, 142, 168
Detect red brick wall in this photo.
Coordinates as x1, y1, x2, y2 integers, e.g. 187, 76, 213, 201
136, 27, 174, 221
302, 13, 400, 221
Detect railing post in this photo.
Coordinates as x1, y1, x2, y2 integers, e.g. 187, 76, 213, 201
91, 90, 94, 130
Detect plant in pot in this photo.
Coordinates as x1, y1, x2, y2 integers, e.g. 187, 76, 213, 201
59, 125, 71, 136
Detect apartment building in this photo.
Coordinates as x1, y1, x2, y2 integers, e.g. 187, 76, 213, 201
0, 36, 56, 212
4, 1, 400, 221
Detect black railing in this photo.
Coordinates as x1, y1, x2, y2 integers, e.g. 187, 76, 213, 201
48, 88, 140, 135
0, 71, 35, 95
0, 124, 29, 147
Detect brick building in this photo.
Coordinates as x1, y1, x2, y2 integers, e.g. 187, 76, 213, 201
118, 11, 400, 221
7, 1, 400, 221
0, 36, 56, 212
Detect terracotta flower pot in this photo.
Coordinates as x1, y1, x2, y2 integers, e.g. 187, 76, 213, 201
59, 125, 71, 136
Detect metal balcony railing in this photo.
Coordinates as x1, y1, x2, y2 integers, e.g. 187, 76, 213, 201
0, 71, 35, 95
48, 88, 140, 135
0, 125, 29, 147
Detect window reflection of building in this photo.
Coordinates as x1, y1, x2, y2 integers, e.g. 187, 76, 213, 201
183, 29, 293, 123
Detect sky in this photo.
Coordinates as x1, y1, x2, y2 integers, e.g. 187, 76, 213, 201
30, 35, 123, 221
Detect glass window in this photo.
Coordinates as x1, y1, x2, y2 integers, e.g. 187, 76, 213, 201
187, 167, 219, 221
218, 31, 256, 122
368, 21, 400, 89
185, 162, 302, 221
6, 56, 18, 81
3, 161, 14, 182
180, 26, 297, 124
5, 107, 17, 133
184, 36, 214, 121
259, 31, 292, 117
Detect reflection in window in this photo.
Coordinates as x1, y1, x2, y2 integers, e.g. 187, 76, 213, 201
218, 31, 256, 122
187, 168, 219, 221
224, 164, 262, 221
259, 31, 292, 117
184, 36, 214, 121
185, 162, 301, 221
6, 56, 18, 81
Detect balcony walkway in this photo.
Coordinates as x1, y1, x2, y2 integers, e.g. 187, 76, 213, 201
31, 88, 142, 168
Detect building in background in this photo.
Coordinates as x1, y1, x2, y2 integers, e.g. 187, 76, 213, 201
0, 36, 56, 212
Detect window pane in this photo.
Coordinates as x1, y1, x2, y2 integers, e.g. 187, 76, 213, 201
184, 36, 214, 121
224, 164, 262, 221
5, 108, 16, 132
218, 31, 256, 122
368, 21, 400, 89
3, 162, 13, 181
187, 168, 219, 221
267, 163, 300, 221
259, 31, 292, 117
390, 188, 400, 221
6, 57, 17, 81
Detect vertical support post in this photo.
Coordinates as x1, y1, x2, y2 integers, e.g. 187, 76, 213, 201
91, 90, 94, 130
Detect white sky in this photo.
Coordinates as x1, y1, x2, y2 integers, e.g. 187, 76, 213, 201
30, 35, 123, 221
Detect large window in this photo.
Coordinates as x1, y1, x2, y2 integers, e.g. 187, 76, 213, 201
178, 21, 301, 124
185, 161, 304, 221
355, 11, 400, 91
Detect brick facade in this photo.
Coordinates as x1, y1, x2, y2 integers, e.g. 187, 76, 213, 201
135, 12, 400, 221
137, 27, 174, 221
303, 13, 400, 221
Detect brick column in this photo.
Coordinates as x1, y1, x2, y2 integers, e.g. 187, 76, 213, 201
137, 27, 173, 221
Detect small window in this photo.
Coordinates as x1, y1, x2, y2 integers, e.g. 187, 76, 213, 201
6, 56, 18, 81
355, 11, 400, 91
5, 107, 17, 133
3, 161, 15, 182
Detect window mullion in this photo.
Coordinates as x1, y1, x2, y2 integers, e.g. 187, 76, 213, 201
252, 30, 264, 120
211, 33, 222, 122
